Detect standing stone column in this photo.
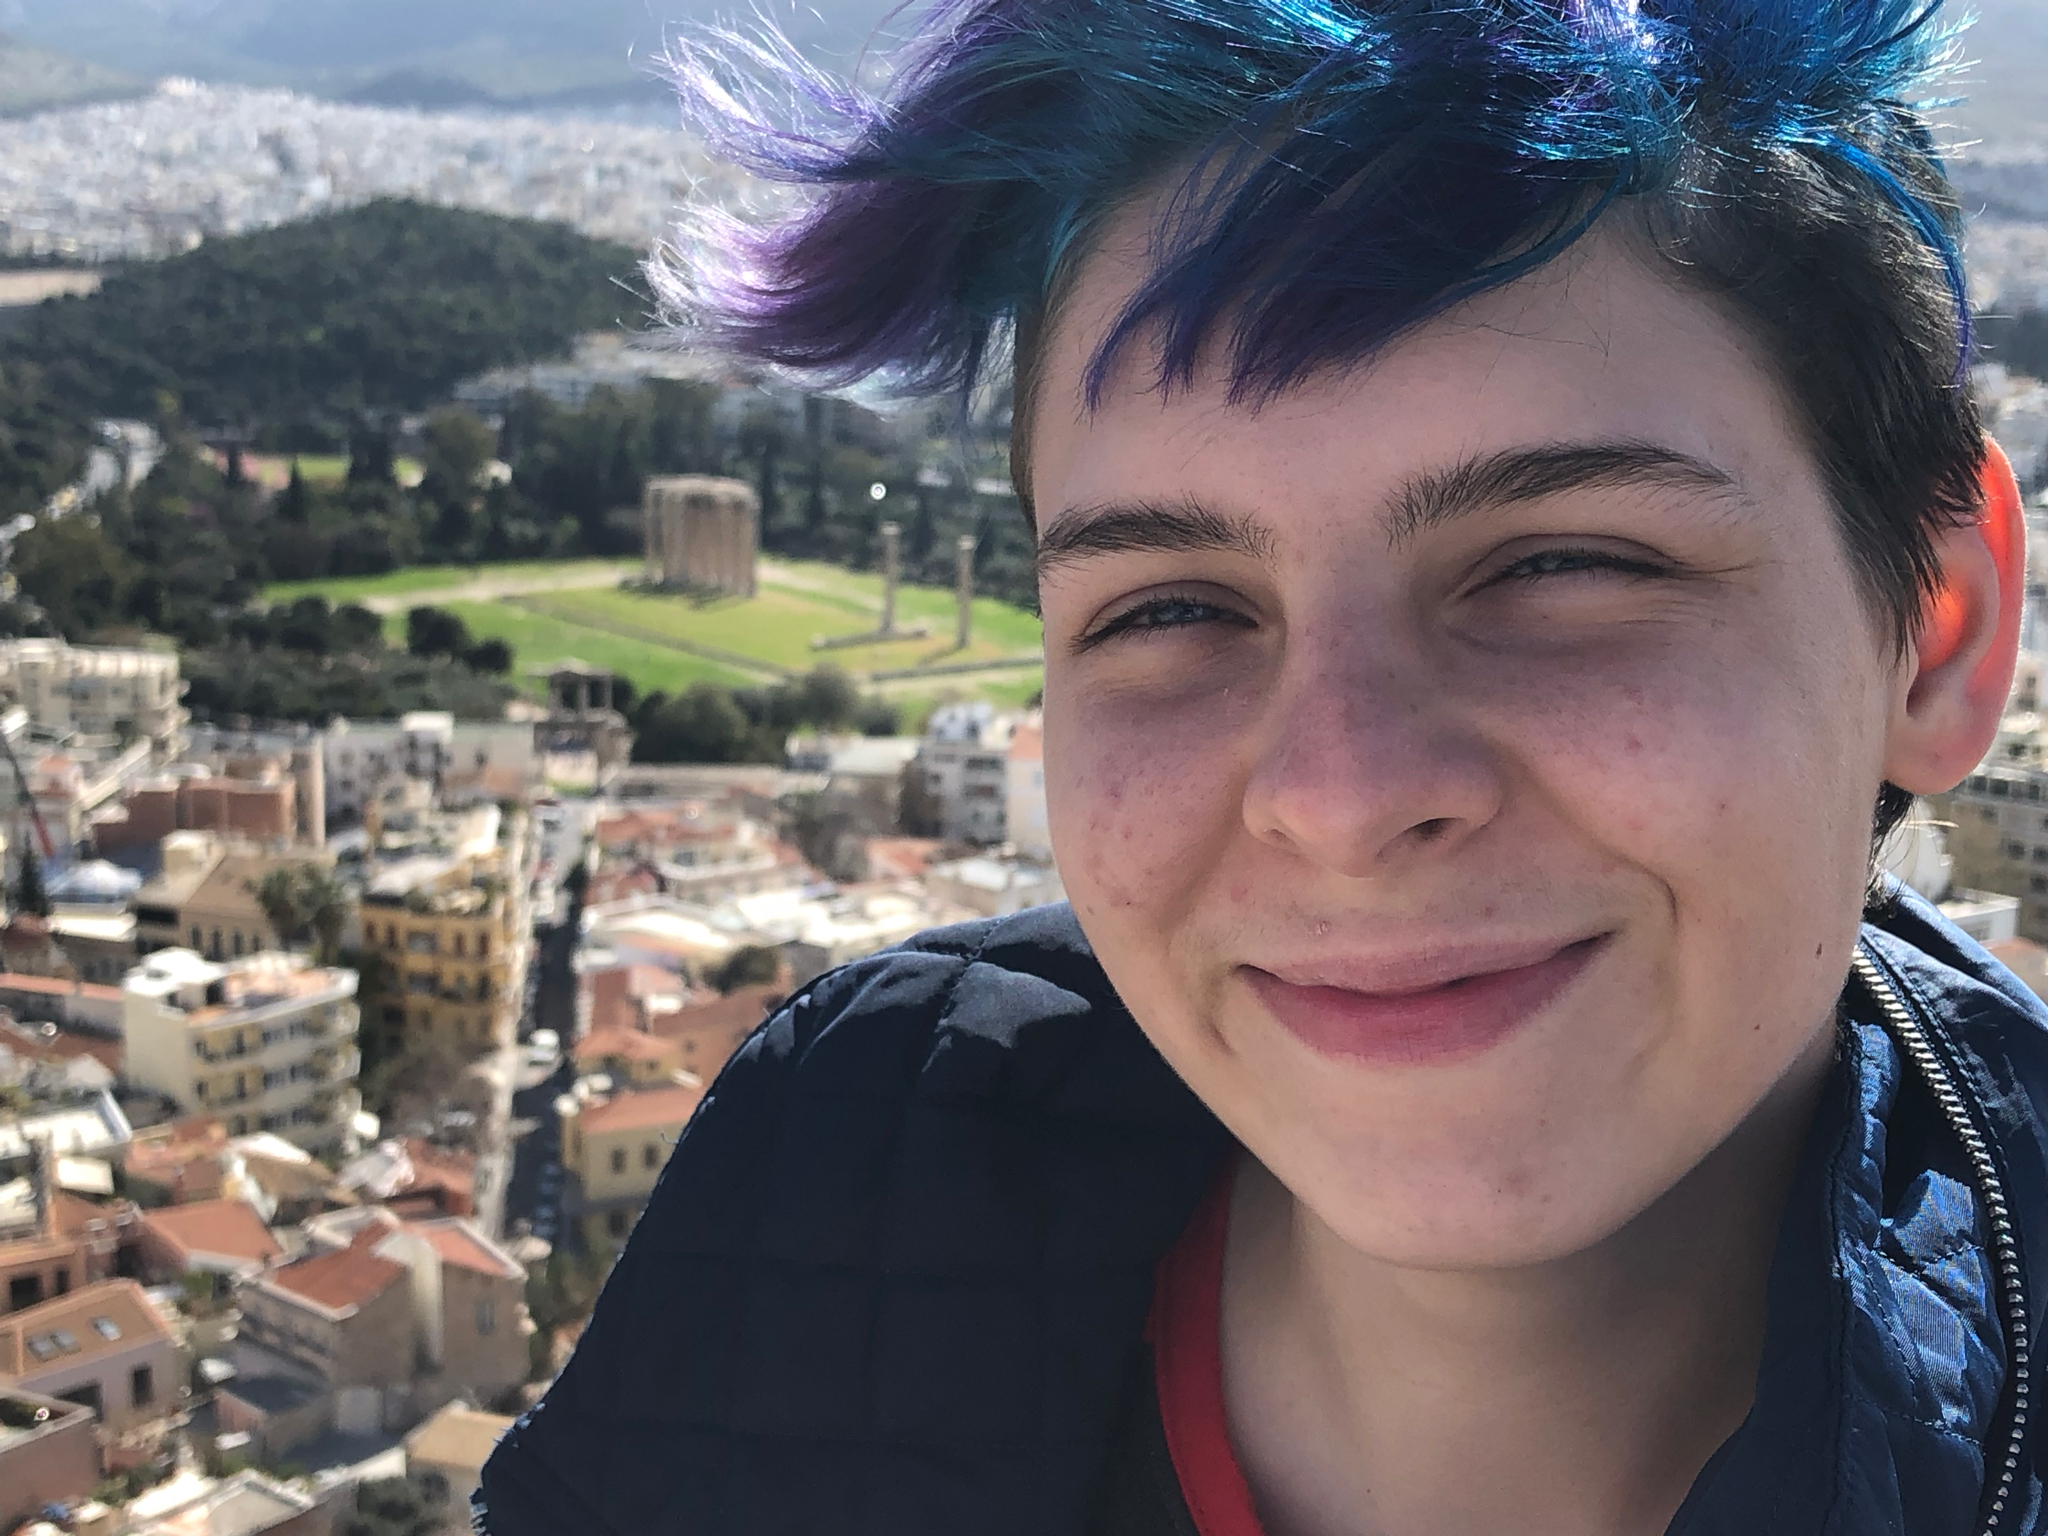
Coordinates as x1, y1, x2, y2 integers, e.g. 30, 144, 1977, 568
879, 522, 901, 637
744, 487, 759, 598
643, 490, 658, 583
955, 535, 978, 650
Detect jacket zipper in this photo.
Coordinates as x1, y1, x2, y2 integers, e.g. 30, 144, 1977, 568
1852, 945, 2033, 1536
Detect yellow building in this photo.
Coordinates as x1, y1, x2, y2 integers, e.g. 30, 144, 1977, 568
120, 950, 361, 1155
559, 1082, 703, 1251
358, 801, 532, 1058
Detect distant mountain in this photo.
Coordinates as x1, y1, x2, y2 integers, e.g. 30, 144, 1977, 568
0, 29, 145, 117
0, 0, 907, 101
2, 0, 2042, 145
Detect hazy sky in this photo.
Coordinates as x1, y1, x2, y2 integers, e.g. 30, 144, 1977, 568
2, 0, 2042, 142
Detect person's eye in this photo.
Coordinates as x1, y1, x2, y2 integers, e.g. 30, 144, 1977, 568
1486, 545, 1674, 586
1078, 592, 1253, 649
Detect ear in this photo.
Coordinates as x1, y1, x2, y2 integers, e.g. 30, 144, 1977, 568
1883, 439, 2026, 794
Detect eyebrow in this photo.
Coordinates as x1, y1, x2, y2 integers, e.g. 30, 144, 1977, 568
1035, 440, 1750, 575
1384, 441, 1751, 548
1035, 498, 1276, 577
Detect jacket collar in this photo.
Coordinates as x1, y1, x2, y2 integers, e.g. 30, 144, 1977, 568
1673, 886, 2046, 1536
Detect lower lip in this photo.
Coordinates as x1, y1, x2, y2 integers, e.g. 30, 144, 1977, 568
1242, 937, 1608, 1066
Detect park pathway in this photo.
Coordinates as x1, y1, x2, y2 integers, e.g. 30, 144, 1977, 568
354, 561, 635, 615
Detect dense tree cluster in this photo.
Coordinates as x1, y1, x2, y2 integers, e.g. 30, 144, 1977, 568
628, 665, 900, 765
403, 604, 512, 674
4, 199, 641, 431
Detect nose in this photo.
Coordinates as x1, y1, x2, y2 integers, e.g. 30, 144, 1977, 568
1240, 638, 1507, 877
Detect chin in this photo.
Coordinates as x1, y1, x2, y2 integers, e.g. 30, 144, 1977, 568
1315, 1188, 1653, 1271
1285, 1127, 1675, 1271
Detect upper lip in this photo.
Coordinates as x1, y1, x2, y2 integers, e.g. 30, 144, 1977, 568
1246, 934, 1607, 996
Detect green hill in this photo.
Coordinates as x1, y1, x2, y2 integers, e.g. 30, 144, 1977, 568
2, 199, 644, 428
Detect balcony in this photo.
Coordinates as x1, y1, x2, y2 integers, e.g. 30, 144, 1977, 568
309, 1047, 361, 1082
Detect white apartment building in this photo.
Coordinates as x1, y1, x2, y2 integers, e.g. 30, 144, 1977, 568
0, 639, 186, 750
1005, 717, 1051, 864
324, 714, 538, 823
121, 950, 362, 1156
915, 703, 1015, 846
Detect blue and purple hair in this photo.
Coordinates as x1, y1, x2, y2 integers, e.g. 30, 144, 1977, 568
660, 0, 1984, 698
660, 0, 1969, 393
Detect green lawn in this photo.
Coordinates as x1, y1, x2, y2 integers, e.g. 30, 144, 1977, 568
265, 560, 618, 607
442, 601, 761, 695
260, 557, 1043, 710
768, 560, 1044, 651
529, 579, 1041, 675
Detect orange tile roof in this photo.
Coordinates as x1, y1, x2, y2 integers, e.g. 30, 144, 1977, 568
409, 1220, 522, 1280
574, 1027, 677, 1066
594, 806, 736, 849
51, 1192, 138, 1240
1007, 721, 1043, 761
577, 1082, 704, 1137
646, 984, 784, 1044
268, 1245, 406, 1312
584, 864, 662, 906
0, 1017, 122, 1071
163, 1115, 229, 1147
140, 1198, 281, 1268
0, 974, 122, 1002
584, 962, 689, 1035
0, 1279, 171, 1377
397, 1138, 476, 1203
863, 837, 946, 881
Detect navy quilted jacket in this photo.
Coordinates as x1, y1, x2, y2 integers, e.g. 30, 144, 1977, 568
478, 890, 2048, 1535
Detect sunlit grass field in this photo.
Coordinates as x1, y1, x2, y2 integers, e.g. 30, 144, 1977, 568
262, 558, 1043, 713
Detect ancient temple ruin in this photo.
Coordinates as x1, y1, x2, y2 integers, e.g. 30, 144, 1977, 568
642, 476, 759, 597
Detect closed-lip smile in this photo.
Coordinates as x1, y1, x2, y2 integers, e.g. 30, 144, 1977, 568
1241, 933, 1611, 1065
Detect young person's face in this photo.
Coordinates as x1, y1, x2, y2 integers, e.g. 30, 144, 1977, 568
1030, 223, 2005, 1268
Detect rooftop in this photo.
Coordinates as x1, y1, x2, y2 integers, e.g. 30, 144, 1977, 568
863, 837, 946, 881
0, 1278, 172, 1378
0, 1016, 123, 1072
0, 972, 123, 1003
407, 1219, 525, 1281
0, 1387, 93, 1455
576, 1081, 705, 1137
127, 1469, 319, 1536
405, 1401, 514, 1474
0, 1088, 132, 1163
265, 1244, 406, 1313
336, 1137, 474, 1214
574, 1027, 677, 1066
124, 949, 355, 1020
584, 962, 690, 1032
140, 1198, 282, 1269
645, 983, 785, 1044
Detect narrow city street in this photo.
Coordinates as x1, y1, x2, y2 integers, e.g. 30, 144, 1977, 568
503, 889, 584, 1246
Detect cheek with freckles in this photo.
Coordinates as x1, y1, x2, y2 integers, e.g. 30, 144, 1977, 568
1046, 692, 1255, 921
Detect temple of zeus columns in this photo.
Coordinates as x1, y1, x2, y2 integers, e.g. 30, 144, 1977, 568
641, 475, 760, 597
